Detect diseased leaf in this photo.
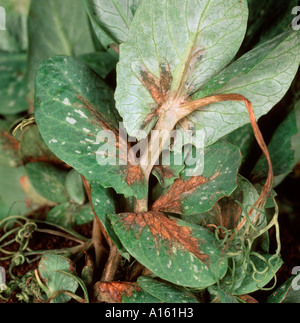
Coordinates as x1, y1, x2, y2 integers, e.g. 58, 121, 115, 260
85, 0, 140, 48
27, 0, 94, 101
25, 162, 69, 204
38, 253, 79, 303
0, 53, 28, 114
152, 141, 241, 215
137, 276, 199, 303
110, 211, 228, 288
94, 281, 141, 303
35, 56, 148, 199
115, 0, 248, 139
81, 253, 94, 287
183, 30, 300, 147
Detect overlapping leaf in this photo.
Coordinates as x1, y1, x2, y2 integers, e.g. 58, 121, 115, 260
85, 0, 140, 48
110, 211, 228, 288
182, 30, 300, 147
115, 0, 248, 139
152, 141, 241, 215
35, 56, 148, 199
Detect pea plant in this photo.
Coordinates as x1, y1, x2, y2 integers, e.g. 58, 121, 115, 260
0, 0, 300, 303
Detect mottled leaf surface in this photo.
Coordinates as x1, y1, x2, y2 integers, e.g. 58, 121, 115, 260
115, 0, 248, 138
0, 120, 20, 167
152, 141, 241, 215
110, 211, 228, 288
183, 30, 300, 147
35, 56, 147, 199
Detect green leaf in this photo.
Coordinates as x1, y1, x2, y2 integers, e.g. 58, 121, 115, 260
0, 53, 28, 114
18, 124, 59, 165
115, 0, 248, 139
38, 253, 79, 303
27, 0, 94, 101
85, 0, 140, 48
252, 106, 299, 185
122, 289, 162, 303
137, 276, 199, 303
0, 0, 30, 52
110, 211, 228, 288
0, 165, 30, 221
25, 162, 69, 204
65, 170, 85, 205
78, 51, 118, 79
291, 101, 300, 163
226, 254, 283, 295
35, 55, 148, 199
186, 30, 300, 147
267, 274, 300, 303
152, 141, 241, 215
46, 202, 94, 229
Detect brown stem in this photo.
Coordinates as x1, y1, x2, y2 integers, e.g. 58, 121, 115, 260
100, 244, 122, 282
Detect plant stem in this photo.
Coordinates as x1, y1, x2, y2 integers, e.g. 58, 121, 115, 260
100, 244, 121, 282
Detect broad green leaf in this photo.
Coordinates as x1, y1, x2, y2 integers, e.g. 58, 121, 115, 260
0, 165, 30, 221
252, 106, 299, 186
152, 141, 241, 215
27, 0, 94, 101
267, 275, 300, 303
85, 0, 140, 48
35, 56, 148, 199
65, 170, 85, 205
110, 211, 228, 288
25, 162, 69, 204
46, 202, 94, 230
38, 253, 79, 303
0, 53, 28, 114
0, 120, 20, 167
226, 254, 283, 295
122, 289, 162, 303
208, 286, 239, 303
115, 0, 248, 139
0, 0, 30, 52
291, 101, 300, 163
137, 276, 199, 303
185, 30, 300, 147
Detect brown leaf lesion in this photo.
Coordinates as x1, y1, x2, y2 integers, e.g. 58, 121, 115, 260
152, 172, 220, 214
120, 211, 209, 263
94, 281, 141, 303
